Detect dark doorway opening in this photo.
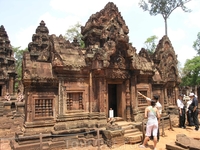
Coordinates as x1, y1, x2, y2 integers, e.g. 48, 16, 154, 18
108, 84, 118, 117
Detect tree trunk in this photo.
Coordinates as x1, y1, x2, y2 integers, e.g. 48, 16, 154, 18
165, 18, 167, 36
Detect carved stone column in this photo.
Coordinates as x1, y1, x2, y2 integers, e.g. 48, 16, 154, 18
175, 87, 179, 105
89, 71, 93, 113
125, 79, 131, 122
2, 84, 6, 96
99, 78, 104, 112
104, 78, 108, 117
26, 92, 32, 122
164, 88, 168, 106
58, 79, 63, 115
131, 76, 137, 121
161, 88, 168, 116
9, 76, 14, 94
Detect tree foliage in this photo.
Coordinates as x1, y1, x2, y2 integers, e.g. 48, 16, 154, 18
144, 35, 158, 54
139, 0, 192, 35
65, 22, 85, 48
13, 46, 28, 89
180, 56, 200, 87
193, 32, 200, 55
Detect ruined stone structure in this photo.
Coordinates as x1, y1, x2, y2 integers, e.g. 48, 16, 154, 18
0, 25, 16, 97
11, 2, 181, 149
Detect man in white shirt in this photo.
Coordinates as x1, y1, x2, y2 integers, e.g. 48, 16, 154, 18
186, 96, 194, 126
177, 94, 186, 128
155, 96, 162, 115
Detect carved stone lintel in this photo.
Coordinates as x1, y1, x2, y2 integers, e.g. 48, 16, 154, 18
106, 69, 130, 79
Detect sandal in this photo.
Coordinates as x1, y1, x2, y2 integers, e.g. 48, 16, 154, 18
139, 145, 146, 148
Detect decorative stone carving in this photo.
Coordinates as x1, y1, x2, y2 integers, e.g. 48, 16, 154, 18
125, 80, 131, 121
153, 35, 180, 83
28, 20, 51, 62
106, 69, 130, 79
0, 25, 16, 95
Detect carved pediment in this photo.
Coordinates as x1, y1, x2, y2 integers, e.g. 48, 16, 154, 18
109, 50, 126, 69
130, 48, 154, 73
82, 2, 129, 48
153, 36, 180, 82
28, 21, 51, 62
153, 35, 177, 63
50, 34, 86, 70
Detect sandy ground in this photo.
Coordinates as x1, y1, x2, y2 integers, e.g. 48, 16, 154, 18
0, 114, 200, 150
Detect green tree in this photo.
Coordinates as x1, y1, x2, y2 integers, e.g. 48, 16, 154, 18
193, 32, 200, 55
13, 46, 28, 90
144, 35, 158, 54
180, 56, 200, 87
139, 0, 192, 36
65, 22, 85, 48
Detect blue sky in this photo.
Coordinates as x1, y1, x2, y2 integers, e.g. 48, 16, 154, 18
0, 0, 199, 67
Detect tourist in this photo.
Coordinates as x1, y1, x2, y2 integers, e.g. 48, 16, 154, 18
138, 92, 160, 150
4, 92, 11, 101
154, 95, 162, 115
186, 95, 194, 126
153, 95, 162, 141
188, 93, 199, 131
17, 91, 24, 102
177, 94, 186, 128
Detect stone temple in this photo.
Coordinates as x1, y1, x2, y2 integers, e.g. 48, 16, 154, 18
1, 2, 181, 150
0, 25, 16, 97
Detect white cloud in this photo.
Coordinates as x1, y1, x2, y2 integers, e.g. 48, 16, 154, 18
14, 25, 35, 49
185, 10, 200, 28
38, 12, 81, 36
13, 12, 82, 49
184, 0, 199, 10
153, 27, 186, 42
176, 45, 197, 66
50, 0, 138, 16
14, 0, 140, 49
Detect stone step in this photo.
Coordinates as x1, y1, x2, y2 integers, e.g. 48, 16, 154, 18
115, 121, 136, 129
124, 128, 139, 134
115, 121, 130, 126
124, 133, 143, 144
124, 131, 142, 137
114, 117, 124, 122
114, 119, 143, 144
121, 125, 134, 130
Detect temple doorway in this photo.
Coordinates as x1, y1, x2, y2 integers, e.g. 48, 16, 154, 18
108, 84, 122, 118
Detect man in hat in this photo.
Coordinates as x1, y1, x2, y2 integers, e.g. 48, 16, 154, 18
177, 94, 186, 128
189, 93, 199, 131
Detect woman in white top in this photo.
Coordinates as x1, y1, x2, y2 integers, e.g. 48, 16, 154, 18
138, 92, 160, 150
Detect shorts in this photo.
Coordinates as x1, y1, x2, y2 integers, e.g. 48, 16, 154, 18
145, 123, 158, 137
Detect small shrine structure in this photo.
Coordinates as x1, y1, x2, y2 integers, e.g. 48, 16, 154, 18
0, 25, 16, 97
11, 2, 181, 149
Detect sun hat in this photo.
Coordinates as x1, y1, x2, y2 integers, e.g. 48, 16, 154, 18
189, 93, 194, 97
